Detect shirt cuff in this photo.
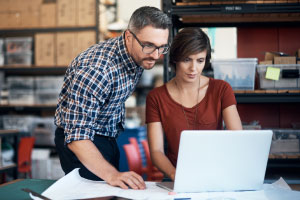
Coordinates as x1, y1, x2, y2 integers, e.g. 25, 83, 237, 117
64, 127, 96, 144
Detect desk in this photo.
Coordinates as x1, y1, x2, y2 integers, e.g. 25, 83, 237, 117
1, 178, 300, 200
0, 179, 55, 200
0, 130, 19, 179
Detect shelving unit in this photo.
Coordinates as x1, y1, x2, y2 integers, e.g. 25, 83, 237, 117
0, 130, 19, 179
163, 0, 300, 183
0, 1, 99, 152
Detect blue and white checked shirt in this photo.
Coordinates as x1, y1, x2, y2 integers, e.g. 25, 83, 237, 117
55, 33, 144, 144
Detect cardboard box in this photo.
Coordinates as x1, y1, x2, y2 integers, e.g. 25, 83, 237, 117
264, 52, 280, 61
259, 60, 273, 65
56, 32, 77, 66
77, 0, 96, 26
75, 31, 96, 55
0, 0, 9, 12
274, 56, 296, 64
57, 0, 76, 27
20, 7, 40, 28
35, 33, 56, 66
0, 12, 21, 29
40, 2, 57, 27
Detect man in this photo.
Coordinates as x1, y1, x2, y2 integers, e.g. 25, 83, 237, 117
54, 6, 171, 190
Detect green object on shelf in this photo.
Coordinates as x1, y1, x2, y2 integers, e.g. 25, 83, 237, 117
0, 179, 55, 200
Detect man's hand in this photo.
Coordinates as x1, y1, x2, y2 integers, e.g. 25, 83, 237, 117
106, 171, 146, 190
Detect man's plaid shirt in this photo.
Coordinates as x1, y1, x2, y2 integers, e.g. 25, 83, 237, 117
54, 33, 144, 144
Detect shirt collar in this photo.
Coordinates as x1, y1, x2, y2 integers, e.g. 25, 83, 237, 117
118, 32, 143, 74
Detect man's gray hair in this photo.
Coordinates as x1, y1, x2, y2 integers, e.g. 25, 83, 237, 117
128, 6, 171, 33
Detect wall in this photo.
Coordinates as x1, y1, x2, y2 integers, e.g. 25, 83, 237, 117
237, 27, 300, 61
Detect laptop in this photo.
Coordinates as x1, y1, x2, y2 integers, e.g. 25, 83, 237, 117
156, 130, 273, 193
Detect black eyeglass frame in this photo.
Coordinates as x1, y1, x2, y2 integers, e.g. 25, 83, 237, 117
128, 30, 169, 55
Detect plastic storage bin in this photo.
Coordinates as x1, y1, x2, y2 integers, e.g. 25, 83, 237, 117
5, 37, 32, 53
35, 76, 64, 90
212, 58, 257, 90
270, 129, 300, 154
7, 76, 35, 90
0, 53, 4, 66
35, 89, 60, 105
257, 64, 300, 89
8, 90, 35, 105
0, 38, 3, 53
5, 52, 32, 66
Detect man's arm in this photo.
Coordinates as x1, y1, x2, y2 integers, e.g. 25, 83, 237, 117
68, 140, 146, 190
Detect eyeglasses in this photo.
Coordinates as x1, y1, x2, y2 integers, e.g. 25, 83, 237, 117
128, 30, 169, 55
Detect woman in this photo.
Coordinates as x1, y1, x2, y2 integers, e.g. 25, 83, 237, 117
146, 28, 242, 181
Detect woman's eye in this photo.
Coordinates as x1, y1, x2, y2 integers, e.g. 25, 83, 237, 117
183, 58, 190, 62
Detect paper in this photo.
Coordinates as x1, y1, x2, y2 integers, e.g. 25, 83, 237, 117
265, 67, 280, 81
30, 169, 300, 200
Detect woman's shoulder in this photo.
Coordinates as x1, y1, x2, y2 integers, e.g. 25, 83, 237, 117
147, 84, 167, 98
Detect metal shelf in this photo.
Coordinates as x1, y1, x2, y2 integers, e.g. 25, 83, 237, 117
0, 130, 19, 179
0, 66, 67, 76
235, 92, 300, 103
167, 3, 300, 15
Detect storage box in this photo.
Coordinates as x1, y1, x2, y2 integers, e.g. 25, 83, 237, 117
57, 0, 76, 27
77, 0, 96, 26
5, 37, 32, 53
40, 2, 56, 27
212, 58, 257, 90
7, 76, 35, 90
32, 117, 56, 146
34, 33, 56, 66
257, 64, 300, 89
0, 53, 4, 66
0, 38, 3, 53
270, 129, 300, 154
8, 90, 35, 105
35, 76, 64, 90
56, 32, 77, 66
5, 52, 32, 66
274, 56, 296, 65
75, 31, 96, 55
2, 115, 35, 133
35, 89, 60, 105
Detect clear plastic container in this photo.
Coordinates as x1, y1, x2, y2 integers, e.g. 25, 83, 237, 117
212, 58, 257, 90
257, 64, 300, 89
8, 90, 35, 105
0, 39, 3, 54
270, 129, 300, 154
5, 52, 32, 66
35, 76, 64, 90
0, 53, 4, 66
35, 89, 60, 105
7, 76, 35, 90
5, 37, 32, 53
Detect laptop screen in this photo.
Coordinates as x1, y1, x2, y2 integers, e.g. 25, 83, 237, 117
172, 130, 272, 193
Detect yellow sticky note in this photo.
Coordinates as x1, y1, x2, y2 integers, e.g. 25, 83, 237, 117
265, 67, 280, 81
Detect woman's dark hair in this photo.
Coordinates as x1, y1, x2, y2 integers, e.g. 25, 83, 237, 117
128, 6, 171, 33
169, 28, 211, 70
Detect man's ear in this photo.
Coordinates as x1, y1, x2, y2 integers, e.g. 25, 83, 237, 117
125, 30, 132, 43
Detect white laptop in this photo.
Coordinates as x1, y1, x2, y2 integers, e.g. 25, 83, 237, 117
156, 130, 273, 193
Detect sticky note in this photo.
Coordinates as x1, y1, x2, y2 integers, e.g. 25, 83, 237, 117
265, 67, 280, 81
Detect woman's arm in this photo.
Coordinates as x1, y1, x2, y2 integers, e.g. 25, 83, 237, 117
222, 104, 243, 130
147, 122, 176, 181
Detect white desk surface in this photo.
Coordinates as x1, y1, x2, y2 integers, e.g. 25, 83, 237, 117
31, 169, 300, 200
